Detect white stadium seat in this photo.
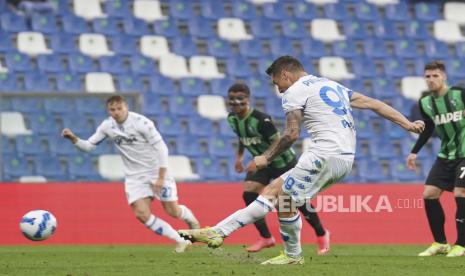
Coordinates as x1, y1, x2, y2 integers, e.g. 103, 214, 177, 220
218, 18, 253, 42
19, 176, 47, 183
434, 20, 465, 43
444, 2, 465, 24
85, 72, 116, 93
134, 0, 166, 22
17, 32, 52, 56
159, 54, 190, 79
319, 57, 354, 80
311, 19, 345, 42
189, 56, 225, 79
79, 33, 114, 58
0, 112, 33, 137
140, 35, 170, 60
401, 76, 428, 101
73, 0, 106, 20
98, 154, 124, 181
168, 155, 199, 181
197, 95, 228, 120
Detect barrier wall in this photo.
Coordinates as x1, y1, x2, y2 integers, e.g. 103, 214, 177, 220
0, 183, 458, 245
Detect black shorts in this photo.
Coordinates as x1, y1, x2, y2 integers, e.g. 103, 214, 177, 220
245, 159, 297, 186
425, 157, 465, 191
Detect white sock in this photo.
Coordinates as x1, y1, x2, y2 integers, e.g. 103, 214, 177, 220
213, 195, 274, 237
179, 205, 196, 224
279, 213, 302, 258
145, 214, 184, 243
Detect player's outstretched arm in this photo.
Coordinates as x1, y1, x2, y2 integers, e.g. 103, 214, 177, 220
350, 92, 425, 134
62, 128, 79, 143
62, 127, 99, 152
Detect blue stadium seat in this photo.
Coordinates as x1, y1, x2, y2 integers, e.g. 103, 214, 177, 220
62, 14, 90, 34
0, 13, 28, 32
226, 56, 252, 78
333, 41, 359, 58
363, 39, 388, 58
263, 2, 290, 20
37, 54, 65, 73
0, 73, 21, 92
404, 21, 429, 40
129, 54, 158, 76
16, 135, 47, 157
99, 55, 129, 74
56, 73, 83, 92
76, 98, 106, 114
385, 2, 410, 22
219, 120, 236, 139
153, 19, 179, 38
456, 43, 465, 58
68, 53, 97, 73
171, 36, 198, 57
383, 59, 408, 78
301, 38, 328, 58
149, 75, 178, 96
446, 60, 465, 79
247, 75, 272, 99
394, 39, 419, 59
354, 2, 379, 22
201, 0, 227, 20
414, 2, 441, 22
208, 136, 233, 158
34, 156, 67, 180
372, 78, 400, 99
250, 18, 279, 39
142, 93, 169, 117
155, 115, 184, 137
111, 34, 137, 55
11, 98, 41, 114
187, 117, 214, 138
355, 118, 376, 139
264, 96, 285, 120
26, 112, 59, 135
168, 96, 196, 116
31, 14, 58, 34
0, 31, 13, 51
104, 0, 131, 18
257, 56, 275, 77
374, 20, 400, 40
5, 51, 33, 72
61, 115, 94, 134
343, 21, 369, 40
44, 98, 75, 114
68, 155, 101, 180
232, 1, 257, 21
47, 133, 83, 156
425, 41, 449, 59
357, 159, 390, 182
238, 39, 264, 58
169, 0, 194, 20
210, 77, 234, 97
369, 137, 396, 160
3, 155, 34, 180
282, 19, 307, 39
50, 34, 78, 54
24, 72, 53, 92
380, 119, 408, 140
352, 58, 378, 78
179, 77, 207, 96
324, 3, 349, 21
293, 2, 317, 20
123, 17, 151, 36
176, 137, 205, 157
117, 74, 144, 93
195, 157, 226, 180
1, 137, 13, 155
391, 159, 421, 182
206, 38, 233, 59
188, 17, 216, 38
270, 37, 295, 56
92, 18, 121, 36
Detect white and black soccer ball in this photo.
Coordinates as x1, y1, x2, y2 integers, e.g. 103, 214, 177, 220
20, 210, 57, 241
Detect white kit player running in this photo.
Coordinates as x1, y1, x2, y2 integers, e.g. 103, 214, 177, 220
179, 56, 425, 264
62, 95, 199, 253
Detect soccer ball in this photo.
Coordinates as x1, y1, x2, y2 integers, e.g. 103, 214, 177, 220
20, 210, 57, 241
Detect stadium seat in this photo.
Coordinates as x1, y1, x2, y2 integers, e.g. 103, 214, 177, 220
270, 37, 296, 56
98, 154, 124, 180
159, 54, 190, 79
333, 41, 359, 58
189, 56, 225, 79
85, 72, 116, 93
11, 98, 42, 114
104, 0, 131, 18
368, 138, 396, 160
343, 21, 369, 40
31, 14, 59, 34
148, 75, 178, 96
3, 156, 34, 180
68, 155, 101, 180
250, 18, 278, 39
352, 58, 378, 78
238, 39, 264, 58
210, 77, 234, 97
26, 112, 59, 135
176, 137, 205, 157
0, 31, 13, 52
168, 96, 196, 116
444, 2, 465, 24
263, 2, 290, 20
5, 51, 33, 72
56, 73, 83, 92
414, 2, 441, 22
218, 18, 253, 42
391, 159, 421, 182
323, 3, 349, 21
142, 93, 169, 117
218, 120, 236, 138
293, 2, 318, 20
167, 155, 199, 181
68, 53, 97, 73
16, 32, 52, 56
0, 112, 33, 137
404, 21, 429, 40
44, 98, 75, 114
401, 76, 428, 101
372, 78, 399, 99
73, 0, 106, 21
394, 39, 419, 59
110, 35, 137, 56
171, 36, 199, 57
116, 74, 144, 93
264, 96, 285, 119
122, 17, 151, 37
232, 1, 257, 20
247, 76, 273, 99
456, 42, 465, 58
140, 35, 170, 60
357, 159, 390, 182
374, 20, 400, 40
24, 72, 53, 92
446, 59, 465, 79
384, 2, 409, 21
301, 38, 328, 58
92, 18, 121, 36
383, 59, 408, 78
129, 54, 158, 76
187, 117, 214, 138
226, 55, 252, 78
37, 54, 65, 73
0, 73, 20, 92
133, 0, 166, 22
75, 98, 105, 114
208, 136, 233, 158
354, 2, 379, 22
79, 33, 114, 58
16, 135, 47, 157
207, 38, 233, 59
179, 77, 207, 96
62, 14, 90, 34
169, 0, 194, 20
319, 57, 354, 80
425, 41, 450, 59
153, 19, 180, 38
99, 56, 129, 74
155, 115, 185, 137
201, 0, 227, 20
49, 34, 78, 54
0, 13, 28, 32
1, 137, 14, 155
194, 156, 226, 180
311, 19, 345, 42
197, 95, 228, 121
434, 20, 465, 43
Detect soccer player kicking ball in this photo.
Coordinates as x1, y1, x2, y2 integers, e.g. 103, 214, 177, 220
226, 83, 330, 254
406, 61, 465, 257
179, 56, 425, 264
62, 95, 200, 253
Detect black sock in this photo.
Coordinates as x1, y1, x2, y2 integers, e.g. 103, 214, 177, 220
298, 203, 326, 237
424, 199, 447, 244
243, 191, 271, 238
455, 197, 465, 246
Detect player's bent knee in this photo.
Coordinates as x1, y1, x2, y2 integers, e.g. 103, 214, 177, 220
423, 185, 442, 199
162, 201, 181, 218
243, 181, 264, 193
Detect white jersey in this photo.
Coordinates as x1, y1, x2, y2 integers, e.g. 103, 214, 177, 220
87, 112, 165, 177
282, 75, 356, 156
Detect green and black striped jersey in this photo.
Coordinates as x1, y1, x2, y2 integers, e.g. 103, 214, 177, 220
418, 87, 465, 159
227, 108, 296, 169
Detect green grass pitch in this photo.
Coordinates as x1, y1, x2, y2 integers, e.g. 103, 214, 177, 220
1, 245, 464, 275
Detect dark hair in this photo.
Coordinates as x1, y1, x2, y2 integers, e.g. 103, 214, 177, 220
424, 61, 446, 72
227, 83, 250, 96
106, 95, 127, 106
265, 55, 305, 76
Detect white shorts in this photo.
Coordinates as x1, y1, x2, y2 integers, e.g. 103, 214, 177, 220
280, 151, 354, 204
125, 174, 178, 205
